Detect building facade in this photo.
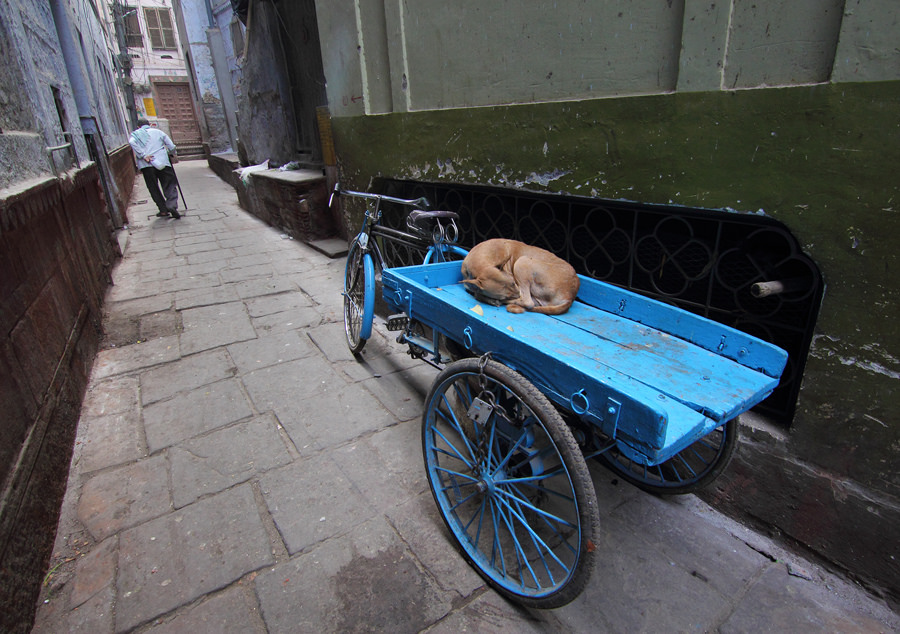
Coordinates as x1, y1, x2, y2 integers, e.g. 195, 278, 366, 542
171, 0, 241, 154
117, 0, 204, 154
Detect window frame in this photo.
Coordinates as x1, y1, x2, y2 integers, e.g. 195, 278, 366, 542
121, 5, 142, 48
143, 7, 178, 51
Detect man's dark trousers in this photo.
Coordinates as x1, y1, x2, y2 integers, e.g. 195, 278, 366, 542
142, 165, 179, 216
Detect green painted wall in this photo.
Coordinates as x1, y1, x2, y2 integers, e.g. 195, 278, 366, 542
331, 81, 900, 593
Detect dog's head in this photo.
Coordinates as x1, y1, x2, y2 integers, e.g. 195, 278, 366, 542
461, 269, 520, 305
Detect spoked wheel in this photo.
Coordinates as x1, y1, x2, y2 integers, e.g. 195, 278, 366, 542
422, 358, 599, 608
343, 240, 374, 355
598, 419, 738, 494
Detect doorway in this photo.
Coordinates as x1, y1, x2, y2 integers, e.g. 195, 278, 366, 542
154, 81, 202, 153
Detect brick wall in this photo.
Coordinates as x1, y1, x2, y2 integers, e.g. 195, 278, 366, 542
0, 164, 119, 631
108, 144, 138, 224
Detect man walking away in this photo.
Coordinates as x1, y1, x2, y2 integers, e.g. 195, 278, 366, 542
129, 119, 181, 219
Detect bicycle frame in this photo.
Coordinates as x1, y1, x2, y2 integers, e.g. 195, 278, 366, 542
336, 187, 460, 259
332, 185, 467, 361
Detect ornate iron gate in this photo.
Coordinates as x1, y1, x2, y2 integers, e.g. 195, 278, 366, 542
376, 179, 823, 426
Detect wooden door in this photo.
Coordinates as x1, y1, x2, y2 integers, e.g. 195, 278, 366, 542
154, 82, 202, 147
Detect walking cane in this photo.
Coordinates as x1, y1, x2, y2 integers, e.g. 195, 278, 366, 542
170, 160, 188, 210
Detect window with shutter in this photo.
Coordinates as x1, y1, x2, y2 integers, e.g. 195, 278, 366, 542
122, 5, 142, 47
144, 7, 177, 50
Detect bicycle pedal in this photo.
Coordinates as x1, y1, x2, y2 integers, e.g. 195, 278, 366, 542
386, 314, 409, 331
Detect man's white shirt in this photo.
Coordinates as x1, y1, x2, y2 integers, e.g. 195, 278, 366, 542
129, 125, 176, 170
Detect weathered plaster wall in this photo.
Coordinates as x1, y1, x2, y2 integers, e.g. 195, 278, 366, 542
173, 0, 235, 152
833, 0, 900, 82
329, 81, 900, 597
319, 0, 900, 117
55, 0, 130, 147
209, 0, 244, 117
0, 1, 85, 190
1, 0, 130, 192
394, 1, 685, 109
323, 0, 688, 116
723, 0, 845, 88
235, 2, 298, 166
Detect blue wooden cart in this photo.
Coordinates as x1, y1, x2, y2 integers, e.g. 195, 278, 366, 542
379, 259, 787, 608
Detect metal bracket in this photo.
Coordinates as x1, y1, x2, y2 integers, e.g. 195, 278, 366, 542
605, 397, 622, 429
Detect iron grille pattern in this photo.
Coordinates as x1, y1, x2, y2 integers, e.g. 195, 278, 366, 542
376, 179, 823, 426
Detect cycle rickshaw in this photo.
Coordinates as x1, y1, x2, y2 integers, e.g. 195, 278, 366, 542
333, 186, 787, 608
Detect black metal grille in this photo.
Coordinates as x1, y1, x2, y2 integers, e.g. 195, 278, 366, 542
376, 179, 823, 426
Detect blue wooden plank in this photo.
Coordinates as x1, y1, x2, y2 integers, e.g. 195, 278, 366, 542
384, 272, 675, 455
427, 282, 777, 422
385, 273, 713, 463
382, 262, 787, 465
575, 278, 788, 378
550, 301, 781, 421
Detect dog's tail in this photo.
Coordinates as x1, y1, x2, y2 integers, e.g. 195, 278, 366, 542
507, 301, 574, 315
529, 302, 574, 315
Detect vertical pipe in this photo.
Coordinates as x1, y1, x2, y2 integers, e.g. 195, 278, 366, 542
49, 0, 91, 119
49, 0, 125, 227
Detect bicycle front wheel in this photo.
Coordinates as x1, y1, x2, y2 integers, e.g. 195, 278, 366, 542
343, 240, 374, 355
422, 358, 599, 608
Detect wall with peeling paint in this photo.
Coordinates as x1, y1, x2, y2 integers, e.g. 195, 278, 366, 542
314, 0, 900, 600
319, 0, 899, 116
0, 0, 89, 190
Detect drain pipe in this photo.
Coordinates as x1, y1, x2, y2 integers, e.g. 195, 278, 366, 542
48, 0, 125, 227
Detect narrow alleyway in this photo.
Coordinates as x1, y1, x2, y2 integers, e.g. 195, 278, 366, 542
31, 161, 899, 632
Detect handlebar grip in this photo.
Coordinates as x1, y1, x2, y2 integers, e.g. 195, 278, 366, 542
328, 183, 340, 207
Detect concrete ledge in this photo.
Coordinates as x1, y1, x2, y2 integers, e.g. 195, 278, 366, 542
207, 153, 240, 187
307, 238, 348, 258
207, 154, 340, 250
700, 431, 900, 604
250, 167, 324, 186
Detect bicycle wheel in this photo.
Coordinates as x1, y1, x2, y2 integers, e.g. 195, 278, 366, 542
598, 418, 738, 494
343, 240, 374, 355
422, 358, 599, 608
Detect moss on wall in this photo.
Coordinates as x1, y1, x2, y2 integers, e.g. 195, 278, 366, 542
331, 81, 900, 501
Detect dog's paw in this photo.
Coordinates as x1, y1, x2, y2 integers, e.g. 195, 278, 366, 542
506, 304, 526, 313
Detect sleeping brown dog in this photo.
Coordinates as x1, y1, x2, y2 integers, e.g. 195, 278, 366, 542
460, 239, 580, 314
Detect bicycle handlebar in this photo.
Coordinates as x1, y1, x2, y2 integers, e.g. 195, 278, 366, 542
329, 184, 430, 210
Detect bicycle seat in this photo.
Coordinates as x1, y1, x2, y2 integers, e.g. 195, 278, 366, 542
407, 209, 459, 237
407, 209, 459, 225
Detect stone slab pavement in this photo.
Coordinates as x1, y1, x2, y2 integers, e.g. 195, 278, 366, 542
31, 161, 899, 633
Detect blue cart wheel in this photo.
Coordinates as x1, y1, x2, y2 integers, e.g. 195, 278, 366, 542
343, 241, 374, 355
422, 358, 599, 608
598, 419, 738, 494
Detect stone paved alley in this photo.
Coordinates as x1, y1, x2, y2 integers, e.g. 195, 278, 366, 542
30, 160, 899, 633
